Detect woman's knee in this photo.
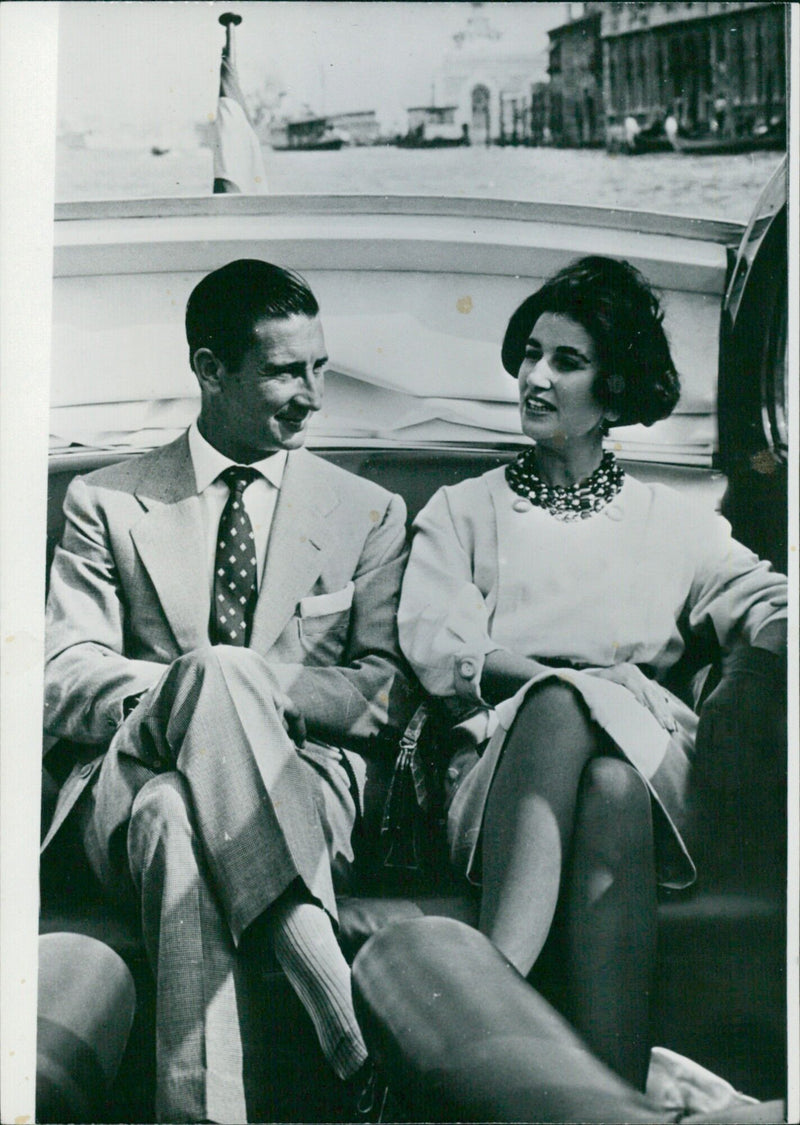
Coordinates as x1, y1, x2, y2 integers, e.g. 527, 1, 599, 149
576, 758, 653, 853
523, 679, 586, 719
581, 757, 649, 806
507, 681, 597, 765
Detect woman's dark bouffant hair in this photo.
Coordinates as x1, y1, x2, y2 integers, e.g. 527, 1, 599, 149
501, 256, 681, 427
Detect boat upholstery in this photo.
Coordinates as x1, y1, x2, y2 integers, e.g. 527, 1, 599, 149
352, 916, 787, 1124
37, 932, 136, 1123
40, 446, 787, 1121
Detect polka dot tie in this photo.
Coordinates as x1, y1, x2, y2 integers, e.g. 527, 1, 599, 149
212, 466, 260, 646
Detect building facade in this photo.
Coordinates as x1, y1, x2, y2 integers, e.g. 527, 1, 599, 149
435, 2, 548, 145
529, 82, 552, 146
547, 6, 605, 146
601, 2, 786, 140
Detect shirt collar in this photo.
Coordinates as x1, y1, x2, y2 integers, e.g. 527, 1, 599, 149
188, 421, 288, 493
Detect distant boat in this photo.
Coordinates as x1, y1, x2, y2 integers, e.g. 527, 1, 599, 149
669, 131, 785, 156
395, 131, 468, 149
627, 124, 673, 155
273, 135, 345, 152
270, 116, 348, 152
150, 145, 171, 157
667, 117, 785, 156
395, 107, 468, 149
612, 117, 785, 156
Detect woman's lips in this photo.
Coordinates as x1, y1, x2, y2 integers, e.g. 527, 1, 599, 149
524, 398, 555, 415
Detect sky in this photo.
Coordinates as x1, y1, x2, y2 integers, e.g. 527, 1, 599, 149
57, 1, 567, 139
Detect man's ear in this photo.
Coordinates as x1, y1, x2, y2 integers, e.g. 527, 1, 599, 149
192, 348, 227, 393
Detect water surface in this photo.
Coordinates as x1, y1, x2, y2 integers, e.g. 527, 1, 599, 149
57, 143, 784, 224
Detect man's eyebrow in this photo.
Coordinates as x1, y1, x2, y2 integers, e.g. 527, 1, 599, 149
260, 355, 329, 372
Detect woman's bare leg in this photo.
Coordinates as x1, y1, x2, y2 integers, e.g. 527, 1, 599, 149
479, 681, 601, 975
564, 757, 657, 1089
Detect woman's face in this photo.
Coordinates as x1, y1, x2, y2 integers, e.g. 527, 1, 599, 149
517, 312, 608, 447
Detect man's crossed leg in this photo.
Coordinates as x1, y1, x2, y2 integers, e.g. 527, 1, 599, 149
83, 645, 366, 1122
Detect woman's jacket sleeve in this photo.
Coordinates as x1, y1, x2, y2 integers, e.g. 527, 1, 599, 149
398, 486, 501, 703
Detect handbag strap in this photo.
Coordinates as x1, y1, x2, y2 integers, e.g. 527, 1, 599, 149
399, 703, 430, 753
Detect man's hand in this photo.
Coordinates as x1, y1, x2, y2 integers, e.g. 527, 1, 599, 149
695, 646, 786, 763
586, 664, 678, 732
689, 645, 786, 890
274, 687, 306, 747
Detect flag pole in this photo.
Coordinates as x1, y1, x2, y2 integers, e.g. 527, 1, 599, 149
219, 12, 241, 68
212, 11, 267, 194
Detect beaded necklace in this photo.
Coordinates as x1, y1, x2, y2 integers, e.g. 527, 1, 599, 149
505, 449, 625, 522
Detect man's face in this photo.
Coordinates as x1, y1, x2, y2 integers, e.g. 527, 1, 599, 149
199, 314, 327, 462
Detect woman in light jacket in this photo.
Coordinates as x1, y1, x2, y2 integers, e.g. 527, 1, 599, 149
397, 255, 787, 1089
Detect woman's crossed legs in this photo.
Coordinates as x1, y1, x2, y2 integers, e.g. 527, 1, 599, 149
480, 680, 656, 1088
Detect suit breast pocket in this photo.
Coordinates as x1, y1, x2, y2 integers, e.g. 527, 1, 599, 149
297, 583, 354, 663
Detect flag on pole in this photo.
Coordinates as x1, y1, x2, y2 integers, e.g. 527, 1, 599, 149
213, 22, 267, 193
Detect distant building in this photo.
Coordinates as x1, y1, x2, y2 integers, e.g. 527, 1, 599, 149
327, 110, 380, 146
435, 2, 548, 145
529, 82, 552, 147
544, 1, 785, 149
405, 104, 462, 144
601, 1, 786, 142
547, 5, 604, 146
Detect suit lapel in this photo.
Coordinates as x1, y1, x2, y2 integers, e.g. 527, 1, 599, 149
130, 434, 211, 653
250, 450, 339, 653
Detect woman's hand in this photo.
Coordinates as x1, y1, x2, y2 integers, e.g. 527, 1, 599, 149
481, 649, 552, 706
587, 664, 677, 733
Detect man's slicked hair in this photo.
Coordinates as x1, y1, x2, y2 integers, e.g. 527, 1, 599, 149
186, 259, 319, 371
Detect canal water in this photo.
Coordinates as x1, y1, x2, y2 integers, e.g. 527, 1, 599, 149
57, 142, 784, 225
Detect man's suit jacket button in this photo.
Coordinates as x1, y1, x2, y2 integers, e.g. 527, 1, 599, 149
458, 658, 477, 679
79, 763, 94, 779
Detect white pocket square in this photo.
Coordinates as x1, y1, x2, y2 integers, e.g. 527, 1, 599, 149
298, 582, 354, 618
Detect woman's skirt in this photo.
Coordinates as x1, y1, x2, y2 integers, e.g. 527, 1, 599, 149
445, 669, 698, 891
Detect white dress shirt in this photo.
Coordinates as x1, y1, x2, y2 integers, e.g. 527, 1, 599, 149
188, 421, 287, 592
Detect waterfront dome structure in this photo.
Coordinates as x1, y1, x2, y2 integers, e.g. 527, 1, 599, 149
437, 2, 548, 145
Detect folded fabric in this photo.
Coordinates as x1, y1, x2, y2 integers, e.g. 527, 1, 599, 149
646, 1045, 758, 1120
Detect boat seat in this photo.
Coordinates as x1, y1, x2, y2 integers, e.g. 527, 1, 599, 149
352, 916, 786, 1124
37, 932, 136, 1124
39, 446, 787, 1119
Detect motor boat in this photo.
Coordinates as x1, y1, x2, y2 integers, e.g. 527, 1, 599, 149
40, 160, 790, 1122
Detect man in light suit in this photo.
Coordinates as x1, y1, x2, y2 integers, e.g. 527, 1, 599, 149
42, 259, 416, 1122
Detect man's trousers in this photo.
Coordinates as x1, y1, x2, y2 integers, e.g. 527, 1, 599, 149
79, 645, 365, 1122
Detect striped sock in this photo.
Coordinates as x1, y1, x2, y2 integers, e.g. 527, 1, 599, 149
270, 899, 368, 1080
